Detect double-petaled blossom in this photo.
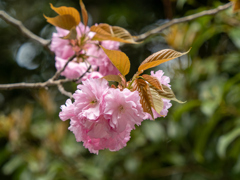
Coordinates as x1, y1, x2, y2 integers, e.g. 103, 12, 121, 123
144, 70, 172, 120
104, 88, 145, 131
59, 78, 145, 154
50, 22, 120, 80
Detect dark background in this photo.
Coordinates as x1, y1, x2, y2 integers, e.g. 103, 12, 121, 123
1, 0, 240, 179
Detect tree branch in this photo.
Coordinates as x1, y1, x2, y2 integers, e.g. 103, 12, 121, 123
0, 2, 232, 45
0, 10, 50, 47
0, 56, 91, 96
134, 2, 232, 41
57, 84, 73, 98
0, 79, 72, 90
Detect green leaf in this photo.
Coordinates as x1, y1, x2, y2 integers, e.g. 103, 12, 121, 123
194, 111, 222, 162
173, 100, 201, 121
149, 87, 164, 114
3, 156, 24, 175
217, 126, 240, 158
61, 26, 77, 39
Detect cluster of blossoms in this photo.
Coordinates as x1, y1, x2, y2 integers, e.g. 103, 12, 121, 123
51, 23, 120, 80
59, 70, 172, 154
46, 2, 183, 154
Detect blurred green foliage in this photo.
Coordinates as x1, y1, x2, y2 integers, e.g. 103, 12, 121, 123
1, 0, 240, 179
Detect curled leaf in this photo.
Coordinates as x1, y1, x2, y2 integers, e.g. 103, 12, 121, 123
44, 14, 77, 30
44, 4, 81, 30
102, 75, 122, 83
100, 45, 130, 76
151, 84, 185, 103
50, 3, 80, 24
132, 79, 154, 118
142, 74, 163, 91
90, 23, 140, 44
80, 0, 88, 26
138, 48, 190, 72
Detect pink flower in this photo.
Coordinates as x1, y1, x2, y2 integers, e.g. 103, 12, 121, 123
82, 71, 103, 81
51, 23, 121, 79
144, 70, 172, 120
69, 115, 132, 154
101, 40, 120, 50
50, 23, 90, 59
59, 78, 145, 154
104, 88, 145, 132
73, 78, 109, 120
59, 99, 75, 121
55, 57, 89, 79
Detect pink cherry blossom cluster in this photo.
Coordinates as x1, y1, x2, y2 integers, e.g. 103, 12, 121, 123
59, 78, 145, 154
51, 23, 120, 80
59, 70, 172, 154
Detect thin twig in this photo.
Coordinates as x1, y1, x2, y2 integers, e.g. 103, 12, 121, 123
57, 84, 73, 98
0, 57, 91, 93
0, 79, 71, 90
134, 2, 232, 41
0, 10, 50, 47
75, 65, 92, 82
52, 54, 77, 80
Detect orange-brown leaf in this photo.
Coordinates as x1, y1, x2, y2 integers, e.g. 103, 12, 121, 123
102, 75, 122, 83
50, 3, 80, 25
100, 45, 130, 76
132, 79, 154, 118
230, 0, 240, 12
142, 74, 163, 90
138, 48, 190, 72
151, 84, 185, 103
44, 14, 78, 30
80, 0, 88, 26
90, 23, 140, 44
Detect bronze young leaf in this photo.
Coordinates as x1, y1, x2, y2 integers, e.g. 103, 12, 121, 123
132, 79, 154, 118
141, 74, 163, 91
90, 24, 140, 44
138, 48, 190, 72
